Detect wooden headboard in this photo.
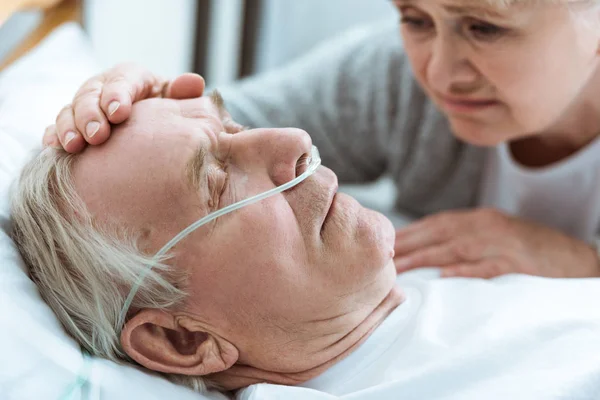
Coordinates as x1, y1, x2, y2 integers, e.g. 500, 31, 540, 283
0, 0, 81, 70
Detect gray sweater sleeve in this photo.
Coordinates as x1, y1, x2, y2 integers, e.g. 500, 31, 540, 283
219, 21, 414, 184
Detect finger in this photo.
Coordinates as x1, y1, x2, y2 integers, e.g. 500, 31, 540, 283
395, 239, 485, 273
394, 228, 440, 258
55, 105, 86, 153
396, 209, 477, 236
395, 257, 411, 274
42, 125, 62, 149
164, 73, 205, 99
72, 79, 111, 146
95, 64, 164, 125
394, 210, 482, 256
441, 259, 510, 279
394, 221, 452, 258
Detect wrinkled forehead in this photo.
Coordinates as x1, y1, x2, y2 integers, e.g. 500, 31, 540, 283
397, 0, 535, 13
71, 97, 217, 233
400, 0, 512, 5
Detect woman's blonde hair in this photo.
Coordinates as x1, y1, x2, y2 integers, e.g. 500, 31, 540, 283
482, 0, 598, 5
10, 148, 209, 392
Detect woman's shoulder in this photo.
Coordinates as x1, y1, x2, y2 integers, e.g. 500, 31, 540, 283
326, 19, 430, 121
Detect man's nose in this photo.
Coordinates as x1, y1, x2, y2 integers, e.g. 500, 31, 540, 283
427, 35, 479, 94
233, 127, 313, 187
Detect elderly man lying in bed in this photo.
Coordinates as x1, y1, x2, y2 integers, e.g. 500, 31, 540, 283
10, 95, 600, 398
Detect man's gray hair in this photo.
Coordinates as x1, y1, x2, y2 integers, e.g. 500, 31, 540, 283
10, 148, 209, 392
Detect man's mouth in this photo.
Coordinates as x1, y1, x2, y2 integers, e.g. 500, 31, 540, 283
321, 180, 339, 232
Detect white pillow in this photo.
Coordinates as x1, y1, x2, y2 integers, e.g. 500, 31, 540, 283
0, 23, 227, 400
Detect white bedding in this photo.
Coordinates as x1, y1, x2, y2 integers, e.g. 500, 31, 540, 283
238, 270, 600, 400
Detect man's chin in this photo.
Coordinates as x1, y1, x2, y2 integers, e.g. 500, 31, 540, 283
330, 192, 396, 274
357, 204, 396, 268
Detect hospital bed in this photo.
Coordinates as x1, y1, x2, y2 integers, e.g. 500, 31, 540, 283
1, 2, 600, 400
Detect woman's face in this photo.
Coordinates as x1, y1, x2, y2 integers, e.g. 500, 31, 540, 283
394, 0, 600, 146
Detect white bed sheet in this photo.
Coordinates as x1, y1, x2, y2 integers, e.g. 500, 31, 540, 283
238, 270, 600, 400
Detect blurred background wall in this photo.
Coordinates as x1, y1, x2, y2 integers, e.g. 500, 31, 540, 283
0, 0, 397, 84
250, 0, 395, 74
84, 0, 199, 78
0, 0, 399, 214
82, 0, 396, 84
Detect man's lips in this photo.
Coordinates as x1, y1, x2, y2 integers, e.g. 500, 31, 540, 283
320, 178, 339, 231
322, 193, 337, 228
293, 165, 339, 233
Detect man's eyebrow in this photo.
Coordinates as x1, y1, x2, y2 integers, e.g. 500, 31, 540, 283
186, 144, 207, 191
184, 90, 229, 192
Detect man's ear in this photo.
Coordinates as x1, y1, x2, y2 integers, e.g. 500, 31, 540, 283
120, 309, 239, 376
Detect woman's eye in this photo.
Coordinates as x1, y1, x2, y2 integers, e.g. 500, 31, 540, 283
467, 21, 507, 41
400, 16, 434, 32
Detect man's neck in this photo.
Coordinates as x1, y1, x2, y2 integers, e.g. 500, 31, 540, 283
208, 285, 405, 391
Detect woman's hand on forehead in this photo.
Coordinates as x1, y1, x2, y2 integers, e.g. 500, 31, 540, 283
43, 63, 206, 153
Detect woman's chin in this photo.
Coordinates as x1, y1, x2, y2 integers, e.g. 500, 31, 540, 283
450, 118, 518, 147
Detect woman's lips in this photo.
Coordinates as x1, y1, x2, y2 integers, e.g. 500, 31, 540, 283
438, 95, 499, 114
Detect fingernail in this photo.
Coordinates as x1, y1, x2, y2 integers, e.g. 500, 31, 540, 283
86, 121, 100, 138
65, 131, 77, 146
108, 101, 120, 116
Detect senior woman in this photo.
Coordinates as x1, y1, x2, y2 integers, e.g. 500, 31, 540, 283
45, 0, 600, 279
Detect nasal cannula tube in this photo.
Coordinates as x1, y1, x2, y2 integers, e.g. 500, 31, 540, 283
117, 145, 321, 329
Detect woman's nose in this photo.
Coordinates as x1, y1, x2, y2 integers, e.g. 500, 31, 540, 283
232, 127, 313, 186
427, 35, 478, 94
